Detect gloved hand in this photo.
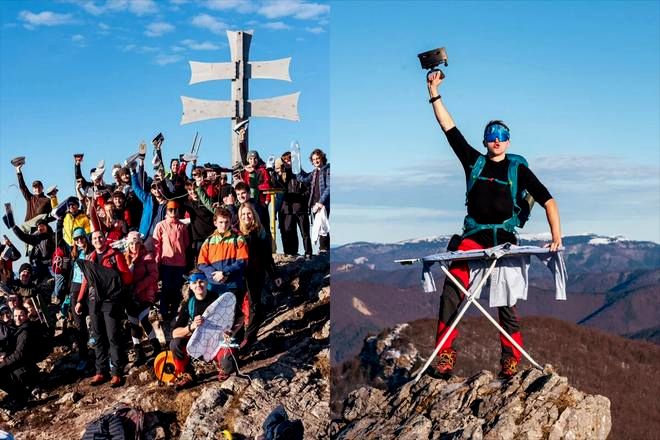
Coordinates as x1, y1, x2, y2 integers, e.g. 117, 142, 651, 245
61, 295, 71, 316
2, 212, 15, 229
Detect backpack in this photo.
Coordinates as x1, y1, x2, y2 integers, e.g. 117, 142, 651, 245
463, 153, 535, 241
82, 404, 144, 440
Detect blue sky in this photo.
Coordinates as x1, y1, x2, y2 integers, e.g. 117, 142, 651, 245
331, 1, 659, 244
1, 0, 328, 228
2, 1, 659, 247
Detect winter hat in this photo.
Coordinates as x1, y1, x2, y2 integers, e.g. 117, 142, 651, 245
126, 231, 142, 243
19, 263, 32, 274
246, 150, 259, 160
72, 227, 87, 239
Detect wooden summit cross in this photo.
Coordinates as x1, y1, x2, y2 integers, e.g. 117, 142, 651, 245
180, 30, 300, 166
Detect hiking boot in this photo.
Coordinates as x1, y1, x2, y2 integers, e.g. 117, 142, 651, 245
436, 348, 457, 376
174, 372, 195, 391
110, 375, 124, 388
217, 370, 231, 383
90, 374, 109, 386
499, 356, 519, 379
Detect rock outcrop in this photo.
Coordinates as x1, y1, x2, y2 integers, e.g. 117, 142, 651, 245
332, 324, 612, 440
1, 255, 329, 439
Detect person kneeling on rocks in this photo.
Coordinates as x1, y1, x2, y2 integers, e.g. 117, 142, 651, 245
170, 270, 236, 391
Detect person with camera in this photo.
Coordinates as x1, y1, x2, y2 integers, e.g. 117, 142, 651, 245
425, 71, 562, 378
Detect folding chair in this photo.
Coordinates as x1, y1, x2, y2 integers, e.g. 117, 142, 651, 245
396, 244, 565, 382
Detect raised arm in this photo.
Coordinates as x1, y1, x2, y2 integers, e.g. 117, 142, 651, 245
15, 166, 32, 201
427, 71, 455, 133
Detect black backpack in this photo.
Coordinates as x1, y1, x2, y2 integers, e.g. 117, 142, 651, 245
81, 404, 144, 440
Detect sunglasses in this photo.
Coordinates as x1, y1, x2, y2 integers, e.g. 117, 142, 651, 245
484, 124, 510, 143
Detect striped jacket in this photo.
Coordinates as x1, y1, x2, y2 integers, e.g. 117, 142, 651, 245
197, 230, 248, 292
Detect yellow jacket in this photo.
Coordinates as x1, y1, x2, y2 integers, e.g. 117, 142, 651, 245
63, 212, 91, 246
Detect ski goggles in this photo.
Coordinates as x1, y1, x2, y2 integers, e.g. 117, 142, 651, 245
484, 124, 510, 143
187, 272, 207, 283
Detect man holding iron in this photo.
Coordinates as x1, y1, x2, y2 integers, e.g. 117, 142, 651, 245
426, 71, 562, 378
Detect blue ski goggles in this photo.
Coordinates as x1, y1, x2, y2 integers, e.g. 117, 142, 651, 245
187, 272, 207, 283
484, 124, 510, 143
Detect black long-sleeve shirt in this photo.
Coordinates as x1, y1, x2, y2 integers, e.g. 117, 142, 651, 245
445, 127, 552, 246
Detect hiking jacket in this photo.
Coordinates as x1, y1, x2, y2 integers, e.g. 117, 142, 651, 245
299, 163, 330, 214
125, 248, 158, 304
240, 165, 271, 204
0, 321, 39, 370
131, 171, 154, 238
63, 212, 92, 247
197, 230, 248, 292
11, 225, 55, 270
77, 247, 133, 303
272, 172, 309, 215
242, 228, 276, 280
16, 172, 51, 221
153, 217, 190, 267
182, 199, 216, 242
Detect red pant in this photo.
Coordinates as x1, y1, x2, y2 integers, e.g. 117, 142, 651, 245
435, 238, 523, 361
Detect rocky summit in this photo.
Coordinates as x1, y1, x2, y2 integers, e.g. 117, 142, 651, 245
1, 254, 329, 439
332, 324, 612, 440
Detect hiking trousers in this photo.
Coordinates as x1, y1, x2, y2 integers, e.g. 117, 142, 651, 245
89, 298, 125, 376
281, 213, 313, 257
243, 272, 265, 344
435, 238, 523, 362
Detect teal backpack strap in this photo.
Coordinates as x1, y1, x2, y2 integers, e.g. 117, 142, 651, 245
466, 155, 487, 194
188, 296, 196, 324
505, 154, 529, 227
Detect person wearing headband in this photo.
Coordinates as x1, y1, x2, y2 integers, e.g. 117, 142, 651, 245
426, 71, 562, 379
169, 269, 222, 390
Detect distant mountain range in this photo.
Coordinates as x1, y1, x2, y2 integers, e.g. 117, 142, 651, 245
331, 234, 660, 363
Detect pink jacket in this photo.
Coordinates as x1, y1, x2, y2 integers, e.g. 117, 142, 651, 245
152, 217, 190, 267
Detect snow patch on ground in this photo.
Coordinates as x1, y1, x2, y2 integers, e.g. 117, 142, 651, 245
352, 297, 372, 316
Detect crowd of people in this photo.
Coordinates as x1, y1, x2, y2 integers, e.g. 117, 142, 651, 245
0, 136, 330, 404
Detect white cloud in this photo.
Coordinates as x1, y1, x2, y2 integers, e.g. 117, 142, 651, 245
145, 21, 175, 37
98, 22, 110, 30
258, 0, 329, 20
191, 13, 228, 35
305, 26, 324, 34
263, 21, 290, 30
71, 34, 86, 46
122, 44, 158, 53
180, 39, 220, 50
154, 54, 183, 65
18, 10, 75, 29
73, 0, 158, 16
170, 45, 186, 52
128, 0, 158, 16
170, 0, 189, 4
205, 0, 257, 13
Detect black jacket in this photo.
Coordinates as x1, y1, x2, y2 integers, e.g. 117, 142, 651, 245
0, 321, 39, 370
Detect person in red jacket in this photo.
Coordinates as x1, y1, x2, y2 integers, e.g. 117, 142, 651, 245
75, 230, 132, 387
124, 231, 161, 364
240, 150, 271, 205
